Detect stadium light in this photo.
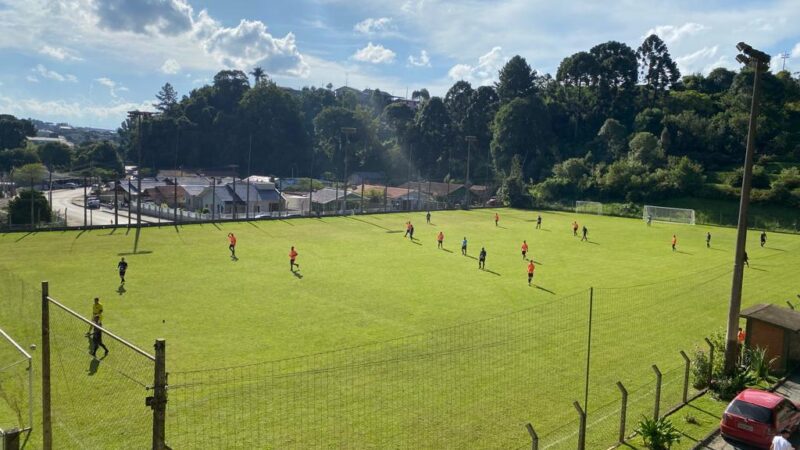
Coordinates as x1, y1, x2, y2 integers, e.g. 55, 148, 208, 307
723, 43, 770, 375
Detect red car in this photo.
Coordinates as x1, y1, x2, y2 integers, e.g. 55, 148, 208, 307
720, 388, 800, 448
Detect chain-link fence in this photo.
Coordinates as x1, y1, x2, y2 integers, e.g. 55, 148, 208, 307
0, 327, 32, 444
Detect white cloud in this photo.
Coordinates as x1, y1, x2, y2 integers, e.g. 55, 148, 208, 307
792, 43, 800, 58
408, 49, 431, 67
448, 46, 505, 86
33, 64, 78, 82
352, 42, 396, 64
675, 46, 720, 74
26, 75, 39, 83
197, 13, 310, 76
95, 77, 129, 98
0, 95, 155, 124
645, 23, 708, 44
161, 58, 181, 74
39, 45, 83, 61
354, 17, 394, 35
93, 0, 194, 36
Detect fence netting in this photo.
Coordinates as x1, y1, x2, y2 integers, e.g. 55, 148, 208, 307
47, 298, 155, 448
168, 289, 592, 449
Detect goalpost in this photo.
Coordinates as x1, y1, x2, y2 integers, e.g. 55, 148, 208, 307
575, 201, 603, 215
643, 205, 696, 225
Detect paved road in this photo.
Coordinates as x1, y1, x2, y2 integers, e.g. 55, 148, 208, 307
697, 371, 800, 449
49, 188, 167, 227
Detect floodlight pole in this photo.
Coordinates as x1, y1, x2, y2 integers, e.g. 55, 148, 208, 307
341, 127, 356, 213
724, 44, 770, 375
128, 111, 155, 228
465, 136, 477, 208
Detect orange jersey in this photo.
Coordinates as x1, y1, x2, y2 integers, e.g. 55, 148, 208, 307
228, 235, 236, 245
737, 330, 746, 344
573, 223, 578, 230
671, 237, 677, 245
521, 243, 528, 252
495, 214, 499, 221
527, 262, 535, 274
406, 222, 412, 230
289, 249, 298, 259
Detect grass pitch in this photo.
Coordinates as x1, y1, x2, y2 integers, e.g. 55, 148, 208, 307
1, 208, 799, 448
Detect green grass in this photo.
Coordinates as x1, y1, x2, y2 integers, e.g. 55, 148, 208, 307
1, 208, 799, 448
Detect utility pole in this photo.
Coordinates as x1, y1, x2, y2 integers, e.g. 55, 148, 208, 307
465, 136, 477, 208
407, 143, 412, 211
173, 129, 179, 223
128, 110, 155, 228
340, 127, 356, 213
724, 43, 771, 374
246, 134, 252, 219
83, 177, 87, 228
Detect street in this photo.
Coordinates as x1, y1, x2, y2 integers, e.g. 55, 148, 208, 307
48, 188, 168, 227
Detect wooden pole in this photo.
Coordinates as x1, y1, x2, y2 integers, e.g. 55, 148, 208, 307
151, 339, 167, 450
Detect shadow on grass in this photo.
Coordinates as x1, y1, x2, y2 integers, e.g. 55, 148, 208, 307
386, 230, 404, 234
533, 260, 543, 265
346, 216, 391, 231
464, 254, 476, 260
685, 403, 722, 420
88, 358, 100, 376
211, 223, 221, 230
410, 239, 422, 246
676, 250, 692, 255
496, 225, 508, 229
117, 250, 153, 256
279, 219, 295, 227
584, 240, 599, 245
749, 266, 766, 271
483, 269, 501, 276
440, 248, 453, 253
117, 284, 126, 295
75, 230, 87, 239
15, 232, 35, 242
173, 225, 180, 233
292, 271, 303, 279
133, 227, 141, 254
534, 285, 556, 294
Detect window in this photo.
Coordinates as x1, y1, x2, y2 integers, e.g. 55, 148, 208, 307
726, 400, 773, 424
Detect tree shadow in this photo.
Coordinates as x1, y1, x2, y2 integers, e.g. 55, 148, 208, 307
534, 285, 556, 294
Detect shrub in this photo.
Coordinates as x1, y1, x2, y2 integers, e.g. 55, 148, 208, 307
710, 369, 757, 401
8, 189, 52, 225
745, 346, 777, 382
691, 347, 711, 389
635, 416, 681, 450
726, 165, 771, 189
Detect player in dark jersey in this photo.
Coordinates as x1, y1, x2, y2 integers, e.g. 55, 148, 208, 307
478, 247, 487, 269
117, 257, 128, 283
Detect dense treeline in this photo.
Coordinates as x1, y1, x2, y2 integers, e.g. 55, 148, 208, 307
3, 34, 800, 207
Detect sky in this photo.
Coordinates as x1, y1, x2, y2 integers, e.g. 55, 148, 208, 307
0, 0, 799, 129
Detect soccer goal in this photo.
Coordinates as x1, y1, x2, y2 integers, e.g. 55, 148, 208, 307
575, 201, 603, 215
643, 205, 696, 225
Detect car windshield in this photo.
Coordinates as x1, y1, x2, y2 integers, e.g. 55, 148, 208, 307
727, 399, 773, 424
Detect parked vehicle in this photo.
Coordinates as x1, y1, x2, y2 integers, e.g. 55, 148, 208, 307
720, 388, 800, 448
64, 182, 78, 189
86, 198, 101, 209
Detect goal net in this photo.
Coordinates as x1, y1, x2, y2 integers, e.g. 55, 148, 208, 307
643, 205, 696, 225
575, 201, 603, 215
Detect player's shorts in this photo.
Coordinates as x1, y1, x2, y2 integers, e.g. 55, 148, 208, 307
119, 270, 126, 276
522, 251, 527, 255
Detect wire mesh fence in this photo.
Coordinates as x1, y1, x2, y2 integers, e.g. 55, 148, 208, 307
0, 327, 32, 437
46, 297, 156, 448
168, 289, 592, 449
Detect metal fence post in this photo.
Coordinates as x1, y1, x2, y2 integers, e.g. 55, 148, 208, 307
652, 365, 662, 421
41, 281, 52, 450
2, 428, 20, 450
616, 381, 627, 444
525, 423, 538, 450
705, 337, 715, 385
149, 339, 167, 450
680, 351, 690, 404
574, 401, 586, 450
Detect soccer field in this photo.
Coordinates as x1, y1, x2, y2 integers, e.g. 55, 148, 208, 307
1, 208, 798, 449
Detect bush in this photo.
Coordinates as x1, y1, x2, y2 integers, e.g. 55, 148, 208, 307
710, 369, 757, 401
635, 416, 681, 450
726, 165, 771, 189
691, 347, 711, 389
745, 346, 777, 383
8, 189, 52, 225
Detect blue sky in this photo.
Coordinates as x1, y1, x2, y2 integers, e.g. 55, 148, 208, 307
0, 0, 799, 129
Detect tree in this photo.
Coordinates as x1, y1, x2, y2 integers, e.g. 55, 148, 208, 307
249, 67, 267, 85
498, 154, 530, 207
628, 132, 665, 168
597, 118, 627, 160
444, 80, 474, 135
556, 51, 599, 88
634, 108, 665, 135
414, 97, 453, 178
154, 83, 178, 113
491, 96, 553, 180
636, 34, 680, 98
37, 142, 73, 170
73, 141, 124, 176
496, 55, 536, 102
11, 163, 47, 185
0, 115, 35, 150
211, 70, 251, 112
411, 89, 430, 102
0, 147, 40, 173
8, 189, 51, 226
590, 41, 638, 89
